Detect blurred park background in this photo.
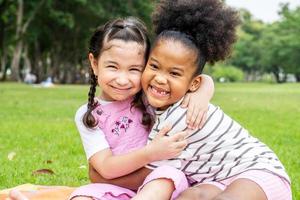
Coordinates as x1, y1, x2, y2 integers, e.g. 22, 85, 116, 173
0, 0, 299, 199
0, 0, 300, 83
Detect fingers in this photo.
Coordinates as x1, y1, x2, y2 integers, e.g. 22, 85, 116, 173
197, 110, 207, 129
170, 131, 189, 142
187, 105, 208, 130
181, 93, 191, 108
187, 103, 198, 129
175, 140, 188, 150
157, 124, 172, 137
186, 104, 195, 127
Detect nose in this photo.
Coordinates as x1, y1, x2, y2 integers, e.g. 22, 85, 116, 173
115, 72, 129, 85
154, 73, 167, 84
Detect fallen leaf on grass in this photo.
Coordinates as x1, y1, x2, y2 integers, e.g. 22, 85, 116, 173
32, 169, 54, 175
7, 152, 16, 160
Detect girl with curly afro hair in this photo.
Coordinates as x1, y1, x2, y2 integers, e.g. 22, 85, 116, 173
136, 0, 291, 200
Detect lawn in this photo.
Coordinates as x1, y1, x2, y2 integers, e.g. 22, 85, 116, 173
0, 83, 299, 199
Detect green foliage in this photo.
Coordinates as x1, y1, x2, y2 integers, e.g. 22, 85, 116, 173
211, 65, 244, 82
1, 1, 300, 83
278, 5, 300, 75
0, 0, 154, 82
229, 19, 265, 73
229, 4, 300, 82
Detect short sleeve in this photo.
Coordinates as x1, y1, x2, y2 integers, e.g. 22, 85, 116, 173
75, 104, 110, 160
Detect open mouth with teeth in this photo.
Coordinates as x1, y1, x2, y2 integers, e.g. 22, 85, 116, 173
149, 85, 170, 97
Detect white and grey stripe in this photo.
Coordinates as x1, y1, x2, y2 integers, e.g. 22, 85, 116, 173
147, 100, 290, 184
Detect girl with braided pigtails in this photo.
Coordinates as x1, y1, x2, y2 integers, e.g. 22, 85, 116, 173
8, 17, 214, 200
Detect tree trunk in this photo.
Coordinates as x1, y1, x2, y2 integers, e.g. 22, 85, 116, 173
10, 0, 46, 81
0, 1, 6, 81
10, 0, 24, 81
272, 71, 280, 83
32, 40, 43, 82
51, 53, 62, 83
11, 40, 23, 81
282, 73, 287, 83
22, 44, 32, 82
295, 73, 300, 82
0, 52, 8, 81
271, 65, 285, 83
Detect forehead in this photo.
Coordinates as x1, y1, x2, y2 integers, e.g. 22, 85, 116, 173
151, 39, 197, 66
101, 39, 145, 63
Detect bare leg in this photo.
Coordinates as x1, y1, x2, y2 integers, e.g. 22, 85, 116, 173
89, 165, 152, 191
176, 184, 222, 200
8, 187, 75, 200
9, 190, 29, 200
132, 178, 174, 200
213, 178, 267, 200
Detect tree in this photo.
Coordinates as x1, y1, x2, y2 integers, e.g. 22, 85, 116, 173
229, 9, 265, 81
259, 4, 300, 82
259, 23, 288, 83
0, 0, 15, 81
2, 0, 154, 83
10, 0, 46, 81
277, 4, 300, 81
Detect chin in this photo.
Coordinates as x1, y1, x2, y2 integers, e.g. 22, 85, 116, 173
113, 95, 131, 101
147, 99, 168, 110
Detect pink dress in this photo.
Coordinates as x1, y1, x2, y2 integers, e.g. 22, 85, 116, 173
69, 97, 188, 200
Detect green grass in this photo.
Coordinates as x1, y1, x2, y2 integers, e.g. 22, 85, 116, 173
0, 83, 299, 199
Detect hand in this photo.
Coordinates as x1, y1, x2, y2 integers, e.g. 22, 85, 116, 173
181, 92, 208, 130
146, 125, 188, 162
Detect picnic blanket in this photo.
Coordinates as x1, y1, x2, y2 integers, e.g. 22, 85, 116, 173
0, 184, 75, 200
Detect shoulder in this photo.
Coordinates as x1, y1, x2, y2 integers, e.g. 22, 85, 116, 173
205, 103, 225, 122
207, 103, 219, 114
75, 103, 88, 123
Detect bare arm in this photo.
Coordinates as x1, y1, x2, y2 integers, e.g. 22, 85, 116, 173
89, 164, 152, 191
89, 126, 187, 179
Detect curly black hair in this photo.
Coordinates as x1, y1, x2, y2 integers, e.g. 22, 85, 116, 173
152, 0, 240, 69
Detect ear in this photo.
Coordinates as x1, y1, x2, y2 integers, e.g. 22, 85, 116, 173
88, 53, 99, 75
188, 75, 202, 92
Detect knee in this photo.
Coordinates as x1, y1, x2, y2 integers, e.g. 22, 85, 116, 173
177, 187, 211, 200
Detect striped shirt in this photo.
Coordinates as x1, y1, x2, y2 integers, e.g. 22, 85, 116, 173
147, 99, 290, 185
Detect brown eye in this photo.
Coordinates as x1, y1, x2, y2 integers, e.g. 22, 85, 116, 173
170, 71, 181, 77
130, 68, 141, 72
149, 64, 158, 70
106, 65, 117, 69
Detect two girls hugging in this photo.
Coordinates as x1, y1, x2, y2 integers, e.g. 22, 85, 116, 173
10, 0, 292, 200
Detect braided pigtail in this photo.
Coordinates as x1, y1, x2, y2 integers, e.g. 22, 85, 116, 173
82, 68, 98, 128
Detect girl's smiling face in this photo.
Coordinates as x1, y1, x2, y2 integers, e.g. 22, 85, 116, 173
90, 39, 145, 101
141, 39, 201, 110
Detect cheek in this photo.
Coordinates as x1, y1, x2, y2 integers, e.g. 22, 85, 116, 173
130, 73, 142, 87
141, 71, 150, 88
97, 70, 115, 84
173, 79, 191, 95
